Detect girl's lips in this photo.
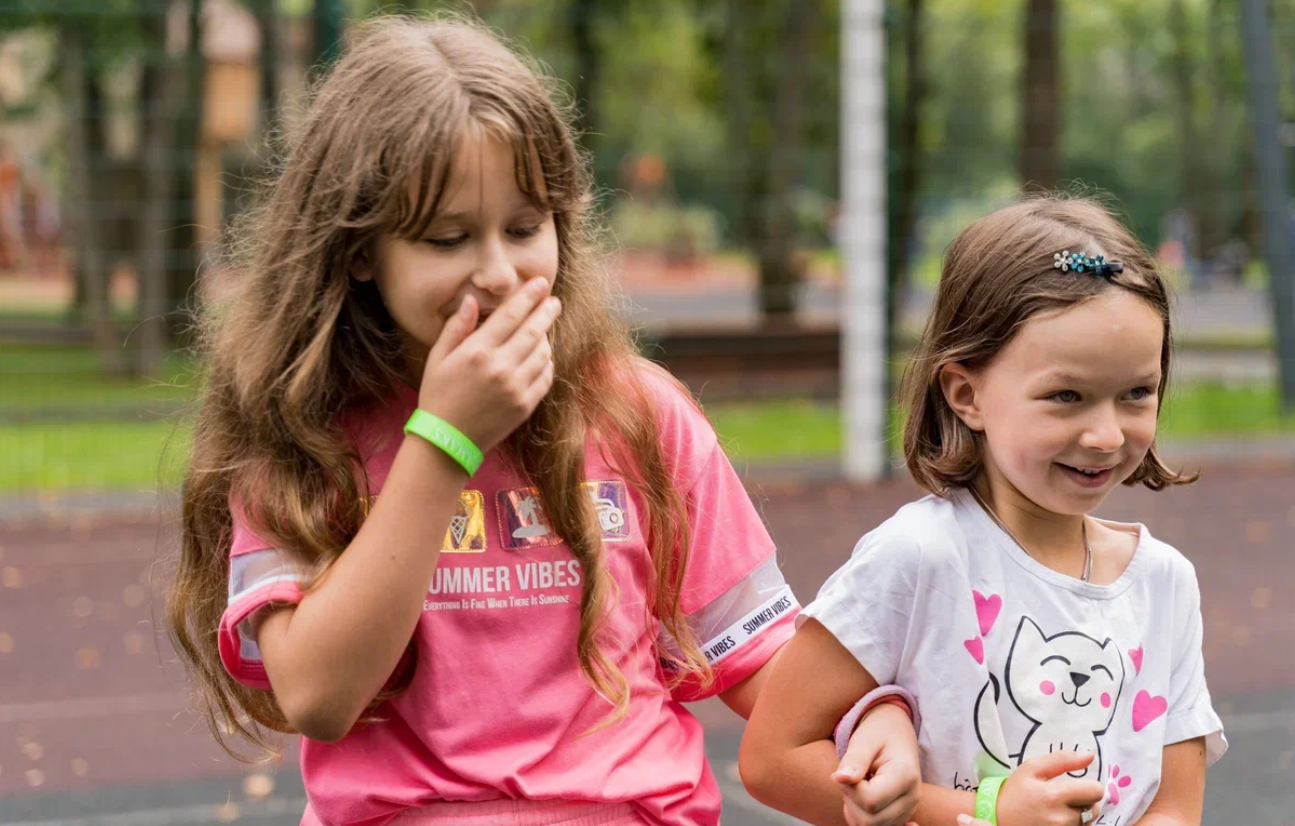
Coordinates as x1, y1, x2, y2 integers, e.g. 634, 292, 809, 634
1058, 463, 1115, 488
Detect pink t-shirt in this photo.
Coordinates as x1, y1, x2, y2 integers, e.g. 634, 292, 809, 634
218, 366, 798, 826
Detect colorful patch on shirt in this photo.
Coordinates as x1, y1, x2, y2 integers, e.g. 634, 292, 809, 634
497, 488, 562, 549
443, 490, 487, 553
496, 481, 631, 549
360, 492, 486, 553
584, 480, 630, 541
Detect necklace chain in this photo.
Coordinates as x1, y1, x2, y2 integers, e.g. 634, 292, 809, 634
968, 486, 1092, 583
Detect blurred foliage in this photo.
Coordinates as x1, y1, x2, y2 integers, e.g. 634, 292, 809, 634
384, 0, 1291, 269
5, 0, 1291, 273
610, 201, 725, 262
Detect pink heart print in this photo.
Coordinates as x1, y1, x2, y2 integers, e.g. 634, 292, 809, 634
1129, 646, 1144, 675
965, 637, 985, 665
973, 591, 1003, 637
1132, 690, 1168, 732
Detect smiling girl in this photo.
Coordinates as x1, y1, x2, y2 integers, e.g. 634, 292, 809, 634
740, 196, 1226, 826
165, 15, 821, 826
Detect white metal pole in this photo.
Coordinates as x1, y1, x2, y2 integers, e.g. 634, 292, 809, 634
841, 0, 888, 481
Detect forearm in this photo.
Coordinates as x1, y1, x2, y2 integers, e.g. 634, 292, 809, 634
913, 783, 976, 826
264, 435, 465, 728
1129, 738, 1205, 826
742, 739, 854, 826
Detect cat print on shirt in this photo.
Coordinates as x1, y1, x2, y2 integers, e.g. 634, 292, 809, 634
975, 616, 1126, 781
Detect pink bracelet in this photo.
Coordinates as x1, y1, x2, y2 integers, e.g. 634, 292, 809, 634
833, 685, 921, 761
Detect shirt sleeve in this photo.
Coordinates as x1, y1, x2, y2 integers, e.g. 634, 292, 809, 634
798, 528, 925, 686
1164, 560, 1227, 766
660, 550, 799, 702
218, 505, 309, 690
645, 371, 798, 702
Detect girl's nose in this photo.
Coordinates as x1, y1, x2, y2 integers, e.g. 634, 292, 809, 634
1078, 405, 1125, 453
472, 236, 519, 295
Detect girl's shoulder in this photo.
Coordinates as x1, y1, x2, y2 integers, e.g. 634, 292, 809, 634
806, 494, 974, 626
1120, 525, 1203, 597
622, 355, 719, 461
845, 493, 974, 582
630, 357, 706, 423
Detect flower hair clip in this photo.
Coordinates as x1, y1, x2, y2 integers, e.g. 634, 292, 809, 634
1053, 250, 1123, 277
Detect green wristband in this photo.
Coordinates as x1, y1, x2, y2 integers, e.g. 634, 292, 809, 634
974, 776, 1006, 825
404, 409, 484, 476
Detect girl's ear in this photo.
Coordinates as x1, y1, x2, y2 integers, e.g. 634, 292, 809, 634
939, 362, 986, 432
352, 245, 376, 283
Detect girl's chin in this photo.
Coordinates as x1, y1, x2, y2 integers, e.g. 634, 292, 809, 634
1035, 476, 1117, 515
1002, 474, 1110, 517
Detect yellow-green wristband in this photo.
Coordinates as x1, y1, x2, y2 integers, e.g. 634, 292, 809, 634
974, 776, 1006, 825
404, 410, 483, 476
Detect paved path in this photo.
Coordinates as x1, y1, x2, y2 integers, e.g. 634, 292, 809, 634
1, 463, 1293, 824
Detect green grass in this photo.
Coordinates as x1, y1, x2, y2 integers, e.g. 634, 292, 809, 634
3, 338, 1292, 493
0, 420, 190, 493
5, 385, 1294, 494
0, 343, 195, 415
0, 341, 196, 492
0, 305, 139, 325
704, 381, 1295, 463
706, 398, 845, 461
1159, 382, 1295, 437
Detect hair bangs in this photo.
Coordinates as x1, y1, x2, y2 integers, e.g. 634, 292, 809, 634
479, 107, 569, 214
388, 98, 471, 241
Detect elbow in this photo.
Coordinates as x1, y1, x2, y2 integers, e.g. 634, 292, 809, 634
737, 733, 780, 806
293, 711, 354, 745
278, 687, 361, 744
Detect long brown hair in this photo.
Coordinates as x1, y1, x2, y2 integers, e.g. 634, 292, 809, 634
900, 194, 1197, 495
167, 13, 710, 759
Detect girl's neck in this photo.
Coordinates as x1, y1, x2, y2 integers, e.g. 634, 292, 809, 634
972, 470, 1088, 577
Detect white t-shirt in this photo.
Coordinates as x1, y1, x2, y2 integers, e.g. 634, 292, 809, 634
802, 488, 1226, 826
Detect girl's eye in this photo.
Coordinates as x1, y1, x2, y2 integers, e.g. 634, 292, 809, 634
426, 234, 467, 249
510, 225, 542, 239
1051, 390, 1080, 404
1126, 386, 1154, 402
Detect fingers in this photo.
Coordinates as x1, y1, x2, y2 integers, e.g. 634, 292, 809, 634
428, 294, 478, 364
844, 788, 920, 826
1058, 780, 1105, 809
956, 816, 993, 826
503, 296, 559, 401
837, 755, 921, 826
521, 359, 556, 410
498, 294, 561, 368
475, 277, 552, 347
832, 765, 867, 786
832, 720, 887, 786
832, 751, 878, 787
1025, 749, 1096, 781
515, 329, 554, 387
844, 759, 917, 814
